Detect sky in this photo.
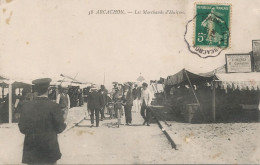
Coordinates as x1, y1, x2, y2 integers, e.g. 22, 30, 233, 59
0, 0, 259, 87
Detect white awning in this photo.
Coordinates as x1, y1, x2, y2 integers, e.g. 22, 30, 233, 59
215, 72, 260, 90
216, 72, 260, 82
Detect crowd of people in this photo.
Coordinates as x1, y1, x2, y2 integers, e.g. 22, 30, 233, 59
86, 82, 153, 127
1, 76, 259, 164
7, 78, 154, 164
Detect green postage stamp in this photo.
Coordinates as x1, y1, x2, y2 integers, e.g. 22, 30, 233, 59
195, 4, 230, 48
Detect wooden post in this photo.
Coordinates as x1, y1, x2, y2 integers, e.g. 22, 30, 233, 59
163, 85, 167, 100
8, 83, 12, 124
2, 87, 4, 99
212, 75, 216, 122
56, 85, 59, 101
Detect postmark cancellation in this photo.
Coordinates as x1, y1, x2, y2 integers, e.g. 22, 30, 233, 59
185, 3, 231, 58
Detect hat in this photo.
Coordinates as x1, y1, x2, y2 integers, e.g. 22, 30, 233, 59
91, 84, 98, 89
32, 78, 52, 85
123, 82, 130, 86
62, 86, 69, 90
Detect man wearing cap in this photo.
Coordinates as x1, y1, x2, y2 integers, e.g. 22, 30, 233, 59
18, 78, 66, 165
88, 85, 104, 127
56, 86, 70, 121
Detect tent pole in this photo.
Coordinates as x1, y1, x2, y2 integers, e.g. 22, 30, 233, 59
8, 83, 12, 124
70, 72, 79, 85
212, 74, 216, 122
184, 70, 200, 106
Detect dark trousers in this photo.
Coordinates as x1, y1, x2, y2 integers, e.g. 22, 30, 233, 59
140, 103, 151, 124
124, 105, 132, 124
100, 106, 105, 119
90, 108, 100, 126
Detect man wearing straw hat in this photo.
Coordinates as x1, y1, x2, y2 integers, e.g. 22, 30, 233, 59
18, 78, 66, 165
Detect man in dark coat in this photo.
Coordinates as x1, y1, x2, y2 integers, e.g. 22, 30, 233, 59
87, 86, 104, 127
18, 78, 66, 165
132, 84, 138, 100
99, 85, 108, 121
122, 84, 133, 125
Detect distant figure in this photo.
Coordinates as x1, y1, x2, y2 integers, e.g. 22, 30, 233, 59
69, 86, 79, 108
18, 78, 66, 165
56, 87, 70, 121
1, 88, 17, 123
21, 86, 34, 101
99, 85, 108, 121
15, 86, 33, 122
140, 83, 152, 126
78, 89, 84, 106
122, 84, 133, 125
106, 93, 114, 119
113, 85, 124, 124
132, 84, 138, 112
48, 88, 57, 101
135, 86, 142, 113
88, 86, 104, 127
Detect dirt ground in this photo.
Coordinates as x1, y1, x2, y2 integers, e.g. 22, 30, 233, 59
0, 105, 260, 164
161, 121, 260, 164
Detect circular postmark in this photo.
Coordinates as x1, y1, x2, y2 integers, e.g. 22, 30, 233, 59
185, 4, 231, 58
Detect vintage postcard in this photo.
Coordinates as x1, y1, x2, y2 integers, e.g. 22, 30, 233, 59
0, 0, 260, 164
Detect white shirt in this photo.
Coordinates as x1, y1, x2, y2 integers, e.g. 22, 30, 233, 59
56, 93, 70, 109
141, 88, 152, 106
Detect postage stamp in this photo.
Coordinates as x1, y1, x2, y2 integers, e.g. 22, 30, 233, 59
184, 3, 231, 58
195, 4, 230, 48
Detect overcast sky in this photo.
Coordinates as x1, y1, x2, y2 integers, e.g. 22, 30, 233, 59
0, 0, 259, 87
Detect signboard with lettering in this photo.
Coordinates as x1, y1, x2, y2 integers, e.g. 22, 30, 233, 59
225, 54, 252, 73
252, 40, 260, 72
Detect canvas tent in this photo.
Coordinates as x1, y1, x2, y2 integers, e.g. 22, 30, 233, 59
164, 69, 214, 102
165, 69, 213, 86
210, 70, 260, 121
164, 66, 260, 122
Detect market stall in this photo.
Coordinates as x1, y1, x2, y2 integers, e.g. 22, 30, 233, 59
163, 69, 215, 123
212, 72, 260, 122
0, 77, 32, 124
